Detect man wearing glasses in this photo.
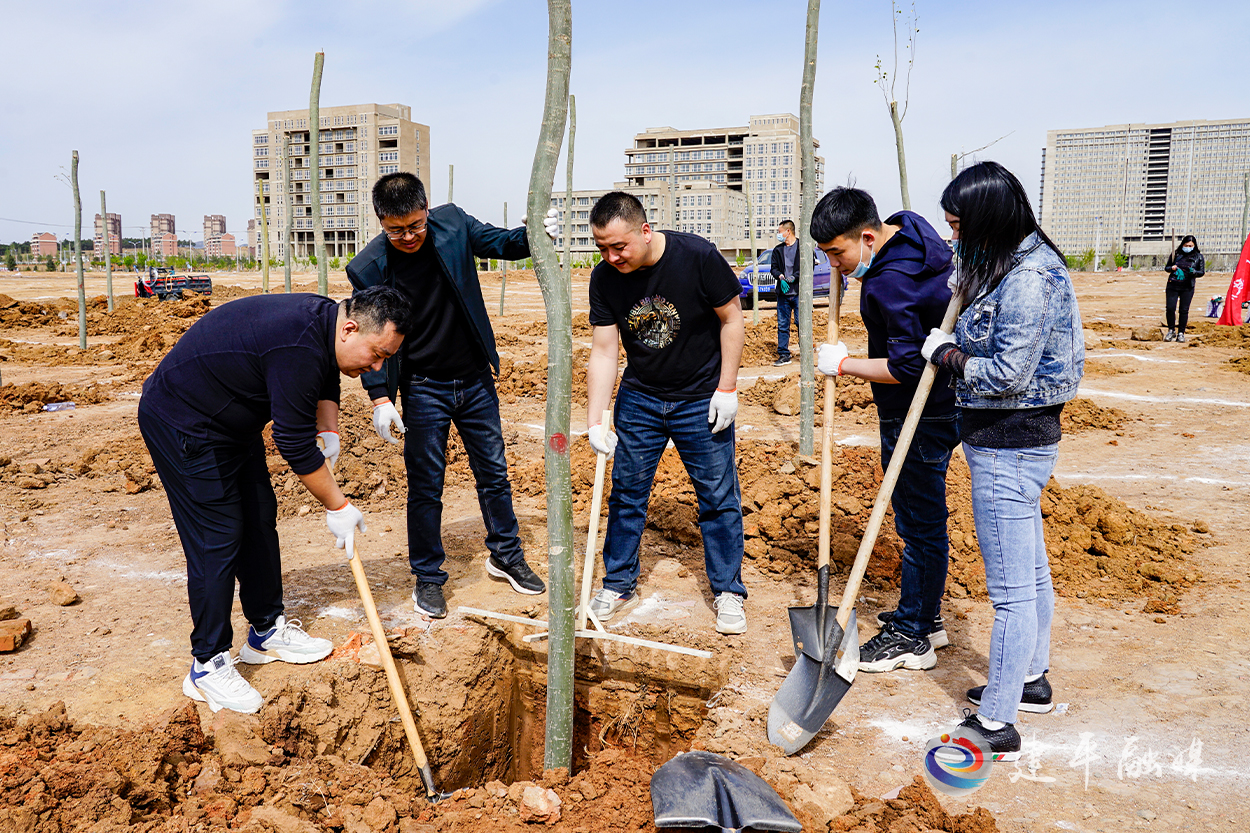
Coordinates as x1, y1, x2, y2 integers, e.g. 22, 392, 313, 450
347, 172, 559, 619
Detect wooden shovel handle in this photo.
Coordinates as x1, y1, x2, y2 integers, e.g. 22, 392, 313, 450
576, 409, 612, 632
348, 542, 431, 771
834, 293, 962, 627
817, 278, 841, 571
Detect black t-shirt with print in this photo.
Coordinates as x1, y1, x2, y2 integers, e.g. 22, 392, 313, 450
588, 231, 740, 400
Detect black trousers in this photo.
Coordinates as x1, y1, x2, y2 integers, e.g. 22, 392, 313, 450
1166, 282, 1196, 332
138, 403, 283, 661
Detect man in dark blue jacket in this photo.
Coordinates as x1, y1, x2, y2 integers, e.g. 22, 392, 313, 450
810, 187, 958, 673
347, 172, 559, 619
769, 220, 801, 366
139, 286, 411, 713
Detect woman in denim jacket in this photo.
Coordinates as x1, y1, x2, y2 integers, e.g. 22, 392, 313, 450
921, 161, 1084, 761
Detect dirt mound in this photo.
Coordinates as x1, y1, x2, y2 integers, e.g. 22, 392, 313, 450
516, 312, 594, 339
832, 777, 998, 833
78, 293, 211, 337
1188, 321, 1250, 347
0, 433, 159, 494
0, 381, 111, 412
1228, 355, 1250, 374
496, 348, 591, 403
1084, 358, 1134, 375
741, 309, 868, 368
0, 293, 76, 328
745, 374, 875, 416
1060, 397, 1129, 432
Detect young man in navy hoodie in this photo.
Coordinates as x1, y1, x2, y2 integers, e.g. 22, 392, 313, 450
810, 187, 958, 673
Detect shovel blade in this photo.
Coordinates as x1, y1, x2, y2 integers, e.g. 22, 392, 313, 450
651, 750, 802, 832
768, 608, 858, 755
787, 602, 844, 662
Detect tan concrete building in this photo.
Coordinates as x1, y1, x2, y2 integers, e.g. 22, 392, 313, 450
203, 215, 227, 244
31, 232, 58, 258
624, 113, 823, 244
252, 102, 431, 260
206, 233, 237, 258
150, 213, 176, 243
93, 213, 122, 256
1040, 118, 1250, 265
153, 232, 178, 259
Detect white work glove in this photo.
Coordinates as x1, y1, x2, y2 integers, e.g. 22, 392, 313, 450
708, 388, 738, 434
326, 501, 367, 553
921, 328, 956, 362
316, 430, 340, 470
587, 423, 619, 458
522, 209, 562, 241
816, 342, 850, 377
372, 401, 405, 445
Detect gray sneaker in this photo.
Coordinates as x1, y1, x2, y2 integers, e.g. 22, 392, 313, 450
585, 588, 637, 622
713, 593, 747, 634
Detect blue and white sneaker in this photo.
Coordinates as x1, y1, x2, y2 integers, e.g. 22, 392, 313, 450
182, 651, 263, 714
239, 615, 332, 665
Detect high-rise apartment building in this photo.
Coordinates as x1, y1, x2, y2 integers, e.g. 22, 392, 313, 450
94, 213, 122, 256
31, 232, 58, 258
252, 102, 431, 260
150, 213, 176, 243
624, 113, 823, 242
206, 233, 237, 258
1040, 118, 1250, 262
204, 214, 227, 243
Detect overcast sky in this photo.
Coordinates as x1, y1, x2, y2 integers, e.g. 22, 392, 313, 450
2, 0, 1248, 246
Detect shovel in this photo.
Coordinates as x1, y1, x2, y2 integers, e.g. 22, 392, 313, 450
768, 291, 962, 755
347, 540, 451, 802
650, 750, 802, 832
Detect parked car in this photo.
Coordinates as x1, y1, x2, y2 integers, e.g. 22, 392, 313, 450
737, 248, 836, 309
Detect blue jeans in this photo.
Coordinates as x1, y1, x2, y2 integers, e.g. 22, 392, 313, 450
401, 370, 524, 585
602, 386, 746, 598
879, 412, 959, 639
964, 442, 1058, 724
776, 293, 799, 361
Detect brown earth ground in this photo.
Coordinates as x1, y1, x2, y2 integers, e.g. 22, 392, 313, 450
1, 267, 1249, 832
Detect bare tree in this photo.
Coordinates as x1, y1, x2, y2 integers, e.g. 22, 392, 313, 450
257, 177, 271, 292
284, 134, 293, 293
499, 201, 509, 314
875, 1, 918, 210
310, 52, 327, 295
797, 0, 821, 456
100, 190, 114, 312
951, 131, 1013, 178
563, 95, 576, 276
448, 164, 454, 203
71, 151, 86, 349
525, 0, 574, 772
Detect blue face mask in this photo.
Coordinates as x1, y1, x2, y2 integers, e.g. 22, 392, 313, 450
777, 233, 786, 243
847, 236, 874, 279
1182, 245, 1194, 253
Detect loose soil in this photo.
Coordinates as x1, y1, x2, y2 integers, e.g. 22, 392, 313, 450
2, 267, 1249, 832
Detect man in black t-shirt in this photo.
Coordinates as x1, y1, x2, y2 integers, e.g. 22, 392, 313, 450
347, 173, 560, 620
584, 191, 748, 635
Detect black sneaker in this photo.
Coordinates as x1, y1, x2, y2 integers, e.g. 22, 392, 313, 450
1164, 329, 1176, 341
857, 621, 936, 672
935, 709, 1021, 763
967, 673, 1054, 714
485, 556, 546, 595
876, 609, 949, 649
773, 357, 792, 367
412, 581, 448, 619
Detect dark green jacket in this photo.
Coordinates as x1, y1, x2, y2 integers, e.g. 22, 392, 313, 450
346, 203, 530, 402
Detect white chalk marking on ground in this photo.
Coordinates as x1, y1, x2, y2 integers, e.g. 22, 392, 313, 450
1080, 387, 1250, 408
1098, 351, 1186, 364
89, 558, 186, 583
836, 434, 874, 446
740, 372, 791, 381
317, 606, 358, 620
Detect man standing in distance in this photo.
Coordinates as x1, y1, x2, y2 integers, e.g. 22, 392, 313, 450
811, 187, 958, 672
584, 191, 748, 634
770, 219, 800, 367
139, 286, 411, 713
347, 173, 559, 619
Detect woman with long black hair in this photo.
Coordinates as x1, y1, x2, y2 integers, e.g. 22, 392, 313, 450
1164, 235, 1204, 342
920, 161, 1084, 761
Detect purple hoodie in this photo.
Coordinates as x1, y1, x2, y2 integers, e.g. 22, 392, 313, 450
858, 210, 957, 418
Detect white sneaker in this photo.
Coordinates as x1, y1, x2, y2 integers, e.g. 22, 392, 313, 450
183, 651, 263, 714
239, 615, 332, 665
585, 588, 637, 622
714, 593, 747, 634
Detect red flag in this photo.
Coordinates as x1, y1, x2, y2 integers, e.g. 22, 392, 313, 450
1217, 233, 1250, 325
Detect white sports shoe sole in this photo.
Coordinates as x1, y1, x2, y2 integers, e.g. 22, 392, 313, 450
485, 559, 545, 595
239, 640, 332, 665
182, 672, 262, 714
857, 646, 938, 673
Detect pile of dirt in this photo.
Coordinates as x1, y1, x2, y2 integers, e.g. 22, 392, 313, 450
496, 348, 591, 403
831, 777, 998, 833
0, 293, 76, 328
516, 312, 594, 339
740, 309, 868, 368
0, 434, 158, 494
1188, 321, 1250, 347
533, 437, 1201, 604
744, 374, 876, 416
0, 381, 112, 412
1083, 358, 1134, 375
1060, 397, 1129, 432
75, 293, 211, 337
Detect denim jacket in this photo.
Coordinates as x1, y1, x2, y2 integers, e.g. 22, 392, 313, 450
955, 233, 1084, 409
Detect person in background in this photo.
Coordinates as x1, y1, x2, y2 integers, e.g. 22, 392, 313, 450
1164, 235, 1204, 342
770, 220, 800, 367
921, 161, 1084, 762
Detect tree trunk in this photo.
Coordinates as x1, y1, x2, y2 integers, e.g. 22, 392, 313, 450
526, 0, 573, 773
563, 95, 576, 276
797, 0, 821, 456
500, 201, 508, 314
257, 177, 271, 293
890, 100, 911, 210
448, 164, 454, 204
72, 151, 86, 350
951, 153, 957, 180
284, 134, 293, 293
745, 180, 758, 324
310, 51, 327, 295
100, 190, 114, 312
